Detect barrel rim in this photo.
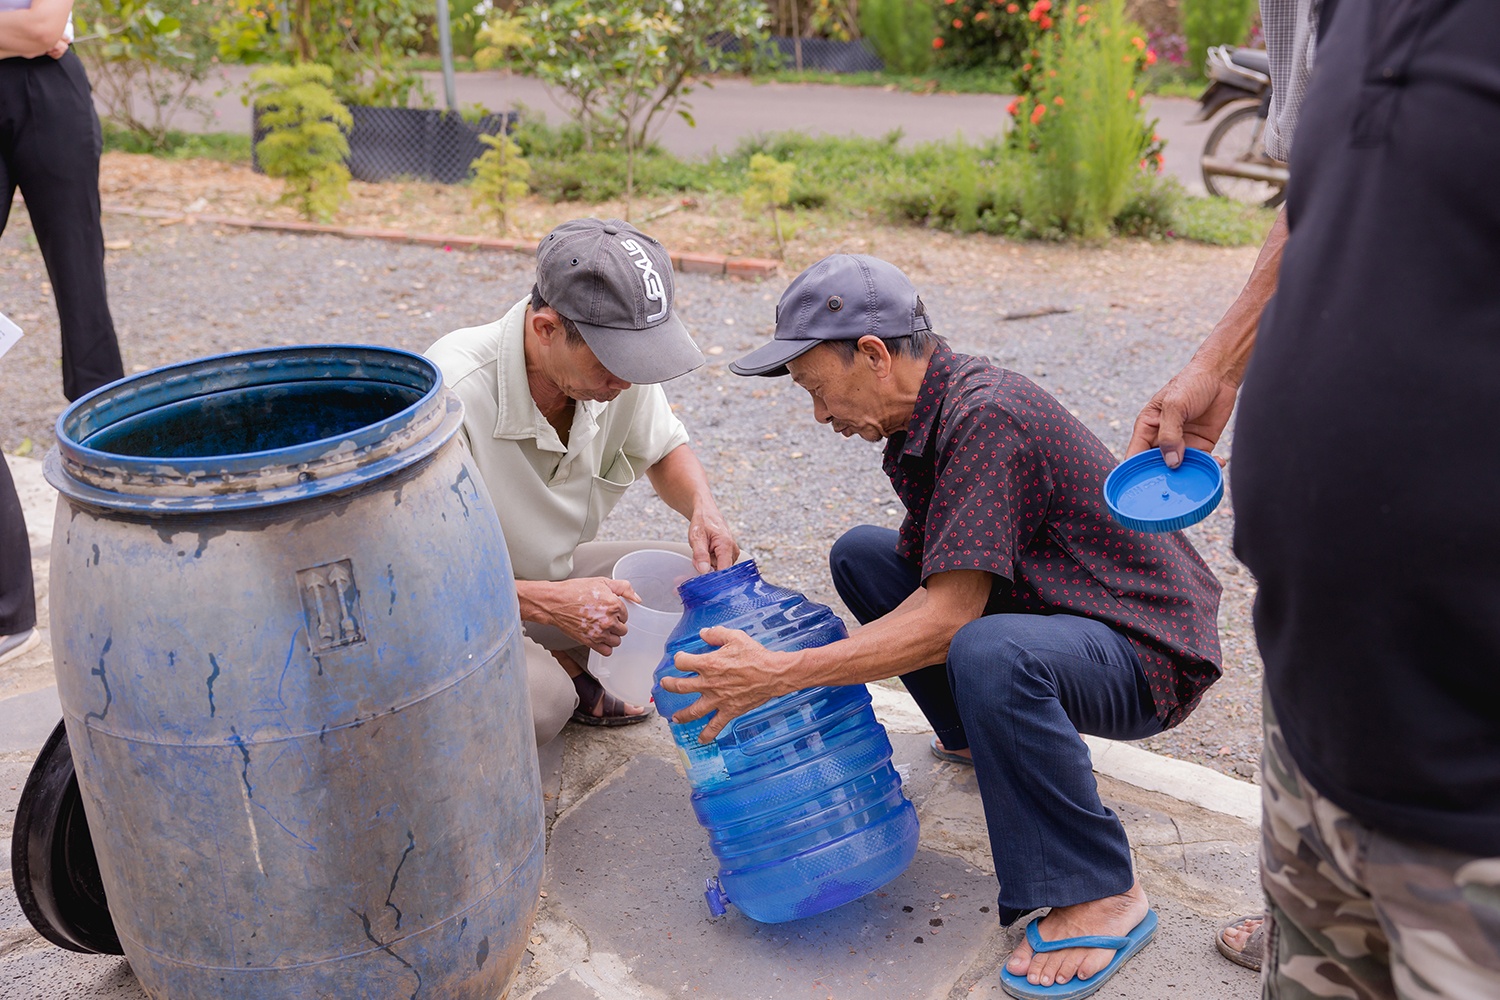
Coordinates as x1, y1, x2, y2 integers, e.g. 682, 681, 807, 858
46, 345, 462, 512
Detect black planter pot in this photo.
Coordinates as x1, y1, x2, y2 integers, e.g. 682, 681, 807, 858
253, 106, 518, 185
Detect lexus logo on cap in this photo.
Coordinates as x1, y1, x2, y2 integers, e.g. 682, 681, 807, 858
620, 238, 668, 323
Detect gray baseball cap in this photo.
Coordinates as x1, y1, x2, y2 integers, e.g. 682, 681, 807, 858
730, 254, 933, 377
535, 218, 703, 384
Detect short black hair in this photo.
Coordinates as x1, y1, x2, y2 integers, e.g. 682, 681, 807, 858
823, 298, 940, 364
530, 283, 588, 346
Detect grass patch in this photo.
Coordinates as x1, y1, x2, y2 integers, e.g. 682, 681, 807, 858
102, 125, 253, 165
403, 55, 481, 74
747, 64, 1019, 95
1140, 63, 1205, 98
1170, 195, 1277, 245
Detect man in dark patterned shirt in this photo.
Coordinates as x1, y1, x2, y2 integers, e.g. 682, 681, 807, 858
662, 254, 1222, 998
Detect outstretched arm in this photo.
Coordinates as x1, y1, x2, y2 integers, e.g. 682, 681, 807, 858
1126, 207, 1288, 468
662, 568, 992, 742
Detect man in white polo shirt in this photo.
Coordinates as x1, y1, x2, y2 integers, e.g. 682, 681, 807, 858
426, 218, 738, 746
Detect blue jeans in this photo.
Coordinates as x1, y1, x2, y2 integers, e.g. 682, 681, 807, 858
830, 525, 1163, 923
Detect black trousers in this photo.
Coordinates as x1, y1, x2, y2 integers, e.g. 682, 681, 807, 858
0, 50, 123, 402
0, 453, 34, 635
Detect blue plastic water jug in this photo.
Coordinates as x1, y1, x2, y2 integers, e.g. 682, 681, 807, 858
652, 561, 920, 923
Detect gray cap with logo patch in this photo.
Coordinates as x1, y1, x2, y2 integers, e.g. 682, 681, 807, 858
730, 253, 933, 377
535, 218, 703, 384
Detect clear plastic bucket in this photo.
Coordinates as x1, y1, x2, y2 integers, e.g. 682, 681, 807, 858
588, 549, 695, 705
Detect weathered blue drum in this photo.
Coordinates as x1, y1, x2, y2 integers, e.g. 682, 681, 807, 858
43, 346, 541, 998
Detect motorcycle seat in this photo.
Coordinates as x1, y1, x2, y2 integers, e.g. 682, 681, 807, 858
1230, 47, 1270, 76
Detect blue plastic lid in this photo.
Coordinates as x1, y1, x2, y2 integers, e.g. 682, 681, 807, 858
1104, 447, 1224, 533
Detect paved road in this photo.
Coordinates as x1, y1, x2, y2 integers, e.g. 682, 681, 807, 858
165, 66, 1214, 195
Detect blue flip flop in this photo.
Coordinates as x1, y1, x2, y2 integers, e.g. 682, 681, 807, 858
998, 909, 1159, 999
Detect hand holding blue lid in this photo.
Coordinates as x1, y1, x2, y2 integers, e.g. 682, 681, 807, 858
1104, 447, 1224, 533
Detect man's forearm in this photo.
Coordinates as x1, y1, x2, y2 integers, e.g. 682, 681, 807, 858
761, 572, 988, 694
1197, 206, 1288, 386
0, 0, 72, 57
645, 443, 716, 520
514, 579, 552, 625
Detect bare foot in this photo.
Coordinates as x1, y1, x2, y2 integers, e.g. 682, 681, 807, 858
1222, 915, 1262, 953
1005, 882, 1150, 988
934, 738, 972, 761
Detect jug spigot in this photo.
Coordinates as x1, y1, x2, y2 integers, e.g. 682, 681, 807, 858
704, 876, 730, 917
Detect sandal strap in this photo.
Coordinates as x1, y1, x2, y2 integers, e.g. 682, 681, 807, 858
1025, 920, 1128, 953
570, 669, 635, 719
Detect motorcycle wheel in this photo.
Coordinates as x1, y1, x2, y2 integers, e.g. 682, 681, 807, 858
1202, 104, 1287, 209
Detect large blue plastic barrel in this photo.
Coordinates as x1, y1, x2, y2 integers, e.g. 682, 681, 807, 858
652, 561, 919, 923
44, 346, 543, 998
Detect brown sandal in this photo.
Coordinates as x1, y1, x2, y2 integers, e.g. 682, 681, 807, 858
1215, 913, 1265, 971
570, 669, 654, 727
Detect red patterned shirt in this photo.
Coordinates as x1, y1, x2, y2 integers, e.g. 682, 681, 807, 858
884, 347, 1223, 728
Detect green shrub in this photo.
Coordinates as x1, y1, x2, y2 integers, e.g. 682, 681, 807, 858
859, 0, 939, 74
250, 64, 353, 221
75, 0, 219, 148
469, 131, 531, 234
217, 0, 427, 107
1012, 0, 1154, 239
743, 154, 798, 257
876, 139, 1024, 235
936, 0, 1047, 74
1181, 0, 1257, 77
1113, 171, 1183, 239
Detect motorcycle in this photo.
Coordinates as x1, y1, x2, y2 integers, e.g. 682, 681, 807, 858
1193, 45, 1289, 209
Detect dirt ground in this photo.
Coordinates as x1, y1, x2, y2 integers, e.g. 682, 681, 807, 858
98, 150, 1086, 274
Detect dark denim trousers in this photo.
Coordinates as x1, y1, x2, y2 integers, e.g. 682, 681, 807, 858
830, 525, 1163, 923
0, 454, 35, 635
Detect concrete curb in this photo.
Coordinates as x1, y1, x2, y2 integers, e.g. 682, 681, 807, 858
99, 205, 782, 279
868, 682, 1261, 826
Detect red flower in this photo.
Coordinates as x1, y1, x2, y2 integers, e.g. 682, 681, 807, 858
1030, 103, 1047, 124
975, 10, 990, 21
1131, 35, 1145, 49
953, 18, 964, 28
1053, 95, 1065, 106
1006, 2, 1019, 10
1145, 49, 1158, 65
1007, 97, 1021, 115
1039, 14, 1052, 28
932, 36, 945, 48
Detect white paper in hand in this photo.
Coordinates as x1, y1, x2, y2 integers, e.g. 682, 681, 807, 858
0, 313, 23, 361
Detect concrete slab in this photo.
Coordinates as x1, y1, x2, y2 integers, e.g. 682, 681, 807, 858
0, 686, 61, 755
542, 756, 1002, 1000
966, 900, 1259, 999
2, 760, 35, 843
0, 867, 145, 1000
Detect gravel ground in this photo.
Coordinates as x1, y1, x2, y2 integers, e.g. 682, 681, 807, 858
0, 211, 1264, 781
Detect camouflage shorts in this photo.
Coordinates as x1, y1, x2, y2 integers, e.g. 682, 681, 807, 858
1260, 693, 1500, 999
